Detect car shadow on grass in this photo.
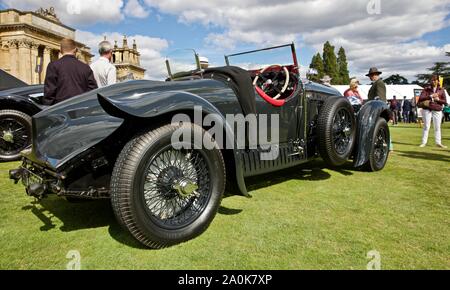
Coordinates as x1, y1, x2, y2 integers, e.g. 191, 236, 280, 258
21, 195, 243, 249
393, 141, 420, 146
397, 150, 450, 162
21, 197, 114, 232
19, 160, 357, 250
20, 197, 148, 249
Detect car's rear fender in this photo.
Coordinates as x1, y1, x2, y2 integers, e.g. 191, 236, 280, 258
353, 100, 391, 168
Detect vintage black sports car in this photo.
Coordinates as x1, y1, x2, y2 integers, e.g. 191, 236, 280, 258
10, 44, 391, 248
0, 84, 45, 161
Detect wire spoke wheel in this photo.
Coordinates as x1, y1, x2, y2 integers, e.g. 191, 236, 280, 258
142, 147, 211, 229
0, 110, 32, 161
332, 108, 353, 156
363, 117, 390, 172
110, 123, 225, 248
373, 126, 388, 168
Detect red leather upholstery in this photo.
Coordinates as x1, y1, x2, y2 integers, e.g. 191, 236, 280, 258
255, 86, 286, 107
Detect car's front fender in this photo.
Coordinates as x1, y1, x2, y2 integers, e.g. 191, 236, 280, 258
353, 100, 391, 168
98, 91, 251, 197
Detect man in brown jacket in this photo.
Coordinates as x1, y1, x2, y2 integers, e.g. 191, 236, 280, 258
43, 39, 97, 105
367, 67, 386, 102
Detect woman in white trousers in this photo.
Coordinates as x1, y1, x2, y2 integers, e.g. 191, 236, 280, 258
419, 75, 448, 148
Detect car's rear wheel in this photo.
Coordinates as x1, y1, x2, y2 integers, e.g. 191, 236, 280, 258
0, 110, 32, 162
363, 118, 390, 172
318, 97, 356, 167
110, 123, 225, 248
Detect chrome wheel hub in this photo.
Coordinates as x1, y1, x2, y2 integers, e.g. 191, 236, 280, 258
2, 131, 14, 143
343, 127, 351, 137
173, 178, 199, 198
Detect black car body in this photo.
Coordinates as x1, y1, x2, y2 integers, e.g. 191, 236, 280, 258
10, 44, 391, 248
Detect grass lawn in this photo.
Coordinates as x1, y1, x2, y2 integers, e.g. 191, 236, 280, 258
0, 123, 449, 270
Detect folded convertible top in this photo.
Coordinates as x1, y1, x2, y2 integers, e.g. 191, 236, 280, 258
204, 66, 256, 116
0, 69, 27, 91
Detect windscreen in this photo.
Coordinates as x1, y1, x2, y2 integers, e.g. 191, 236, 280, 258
226, 45, 295, 71
165, 49, 199, 78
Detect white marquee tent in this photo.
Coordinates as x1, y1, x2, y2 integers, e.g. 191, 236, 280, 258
333, 84, 450, 104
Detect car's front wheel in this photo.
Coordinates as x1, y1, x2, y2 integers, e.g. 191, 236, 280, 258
110, 123, 225, 248
0, 110, 32, 162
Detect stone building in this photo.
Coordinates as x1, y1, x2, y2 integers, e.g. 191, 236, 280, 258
0, 8, 93, 85
111, 36, 146, 81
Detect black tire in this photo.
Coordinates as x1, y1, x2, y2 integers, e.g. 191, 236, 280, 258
363, 118, 390, 172
0, 110, 32, 162
318, 97, 356, 167
110, 123, 226, 248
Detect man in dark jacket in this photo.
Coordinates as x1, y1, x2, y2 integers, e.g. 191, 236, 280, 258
402, 96, 412, 123
390, 96, 399, 125
43, 38, 97, 105
367, 67, 386, 102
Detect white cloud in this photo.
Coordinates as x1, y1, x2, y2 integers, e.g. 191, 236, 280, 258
344, 41, 450, 82
3, 0, 449, 80
2, 0, 125, 25
143, 0, 450, 80
124, 0, 150, 18
76, 30, 169, 80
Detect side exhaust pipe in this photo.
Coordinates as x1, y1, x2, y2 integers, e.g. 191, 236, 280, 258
9, 168, 23, 184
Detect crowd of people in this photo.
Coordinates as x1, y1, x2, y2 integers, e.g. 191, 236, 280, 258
341, 68, 448, 149
388, 96, 417, 125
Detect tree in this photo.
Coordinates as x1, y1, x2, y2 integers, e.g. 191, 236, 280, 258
322, 41, 340, 85
415, 62, 450, 92
337, 47, 350, 85
309, 53, 324, 82
384, 74, 409, 85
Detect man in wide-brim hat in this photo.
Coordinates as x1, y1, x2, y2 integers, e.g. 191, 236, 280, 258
366, 67, 392, 151
366, 67, 386, 101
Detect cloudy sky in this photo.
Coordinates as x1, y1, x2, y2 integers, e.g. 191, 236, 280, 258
1, 0, 449, 82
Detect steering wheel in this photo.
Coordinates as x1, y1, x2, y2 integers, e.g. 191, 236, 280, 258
253, 64, 290, 100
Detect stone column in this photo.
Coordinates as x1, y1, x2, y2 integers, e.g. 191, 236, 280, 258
132, 52, 137, 65
18, 40, 32, 84
8, 40, 19, 77
123, 49, 130, 63
115, 50, 121, 63
0, 41, 8, 71
30, 43, 39, 85
41, 47, 52, 82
